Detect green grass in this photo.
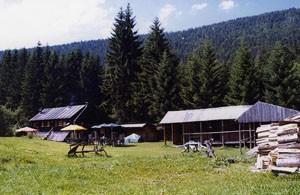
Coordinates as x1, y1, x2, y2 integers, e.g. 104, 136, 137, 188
0, 137, 300, 194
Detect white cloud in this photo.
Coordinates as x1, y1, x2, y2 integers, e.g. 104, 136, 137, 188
159, 4, 176, 25
0, 0, 114, 50
192, 3, 208, 11
219, 0, 235, 10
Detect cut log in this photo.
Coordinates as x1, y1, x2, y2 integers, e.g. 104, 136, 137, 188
278, 134, 300, 144
278, 123, 298, 131
277, 128, 299, 136
278, 143, 300, 149
276, 158, 300, 167
278, 148, 300, 154
271, 166, 298, 173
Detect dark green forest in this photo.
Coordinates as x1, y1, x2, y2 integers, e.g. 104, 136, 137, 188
1, 6, 300, 135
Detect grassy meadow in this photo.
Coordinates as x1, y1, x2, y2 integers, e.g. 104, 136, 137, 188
0, 137, 300, 194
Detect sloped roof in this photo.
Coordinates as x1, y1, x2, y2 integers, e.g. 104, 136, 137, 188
237, 101, 299, 123
160, 105, 251, 124
121, 123, 147, 128
159, 101, 299, 124
30, 105, 86, 121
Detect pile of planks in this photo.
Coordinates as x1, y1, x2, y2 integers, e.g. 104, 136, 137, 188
255, 122, 300, 174
256, 124, 279, 170
271, 123, 300, 173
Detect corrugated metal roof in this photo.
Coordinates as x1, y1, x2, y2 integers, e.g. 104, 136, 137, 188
237, 101, 299, 123
30, 105, 86, 121
121, 123, 146, 128
160, 105, 251, 124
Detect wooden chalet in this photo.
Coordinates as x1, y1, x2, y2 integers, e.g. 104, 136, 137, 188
160, 101, 299, 147
29, 104, 89, 141
121, 123, 160, 141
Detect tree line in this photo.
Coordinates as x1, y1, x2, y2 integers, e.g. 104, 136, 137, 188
1, 4, 300, 135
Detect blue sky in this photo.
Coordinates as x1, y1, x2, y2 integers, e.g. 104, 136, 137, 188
0, 0, 299, 50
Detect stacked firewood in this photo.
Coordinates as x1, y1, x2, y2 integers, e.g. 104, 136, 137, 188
271, 123, 300, 173
255, 124, 278, 170
255, 122, 300, 174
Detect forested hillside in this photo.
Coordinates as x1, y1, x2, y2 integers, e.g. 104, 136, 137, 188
31, 8, 300, 62
1, 6, 300, 135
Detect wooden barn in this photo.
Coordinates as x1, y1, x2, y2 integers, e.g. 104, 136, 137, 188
121, 123, 160, 141
160, 101, 299, 147
29, 104, 89, 141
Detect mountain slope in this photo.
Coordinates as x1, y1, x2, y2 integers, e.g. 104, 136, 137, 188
2, 8, 300, 62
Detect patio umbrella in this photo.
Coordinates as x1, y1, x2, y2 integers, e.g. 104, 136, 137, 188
91, 123, 121, 146
61, 124, 87, 131
15, 127, 37, 133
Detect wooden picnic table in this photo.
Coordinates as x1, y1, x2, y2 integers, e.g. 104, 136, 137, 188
68, 142, 108, 157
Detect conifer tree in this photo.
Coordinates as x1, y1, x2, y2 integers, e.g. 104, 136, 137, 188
104, 4, 142, 123
179, 49, 202, 109
0, 50, 12, 105
63, 49, 83, 105
198, 41, 224, 108
137, 18, 171, 122
41, 51, 64, 107
225, 41, 256, 105
22, 42, 44, 117
265, 42, 300, 108
155, 51, 180, 121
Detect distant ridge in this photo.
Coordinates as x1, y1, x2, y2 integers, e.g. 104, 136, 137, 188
2, 8, 300, 62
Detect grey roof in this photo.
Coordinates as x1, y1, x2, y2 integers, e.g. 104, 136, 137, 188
30, 105, 86, 121
160, 101, 299, 124
237, 101, 299, 123
47, 131, 70, 142
160, 105, 251, 124
121, 123, 146, 128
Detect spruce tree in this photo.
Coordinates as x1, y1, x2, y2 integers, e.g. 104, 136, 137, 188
155, 51, 180, 121
63, 49, 83, 105
41, 51, 64, 107
225, 41, 256, 105
0, 50, 12, 105
104, 4, 142, 123
198, 41, 224, 108
137, 18, 171, 122
265, 42, 300, 108
22, 42, 44, 117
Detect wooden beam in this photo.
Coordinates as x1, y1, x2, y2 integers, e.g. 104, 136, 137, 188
171, 123, 174, 144
200, 122, 203, 142
183, 129, 255, 135
239, 123, 242, 154
249, 123, 252, 149
182, 123, 185, 144
164, 125, 167, 145
221, 120, 224, 147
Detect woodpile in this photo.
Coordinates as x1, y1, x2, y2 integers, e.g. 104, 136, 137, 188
255, 122, 300, 174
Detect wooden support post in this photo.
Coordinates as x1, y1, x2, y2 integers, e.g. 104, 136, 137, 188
221, 120, 224, 147
182, 123, 185, 144
171, 124, 174, 145
164, 125, 167, 145
239, 123, 242, 154
249, 123, 252, 149
200, 122, 203, 142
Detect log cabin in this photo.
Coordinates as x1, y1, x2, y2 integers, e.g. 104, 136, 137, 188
121, 123, 161, 141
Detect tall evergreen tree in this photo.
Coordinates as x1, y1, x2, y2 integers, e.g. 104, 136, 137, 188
198, 41, 224, 108
265, 42, 300, 108
104, 4, 142, 123
63, 49, 83, 105
137, 18, 171, 122
41, 51, 64, 107
155, 51, 180, 121
0, 50, 12, 105
22, 42, 44, 117
225, 41, 257, 105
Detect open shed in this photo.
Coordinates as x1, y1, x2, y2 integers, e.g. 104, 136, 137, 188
160, 101, 299, 147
